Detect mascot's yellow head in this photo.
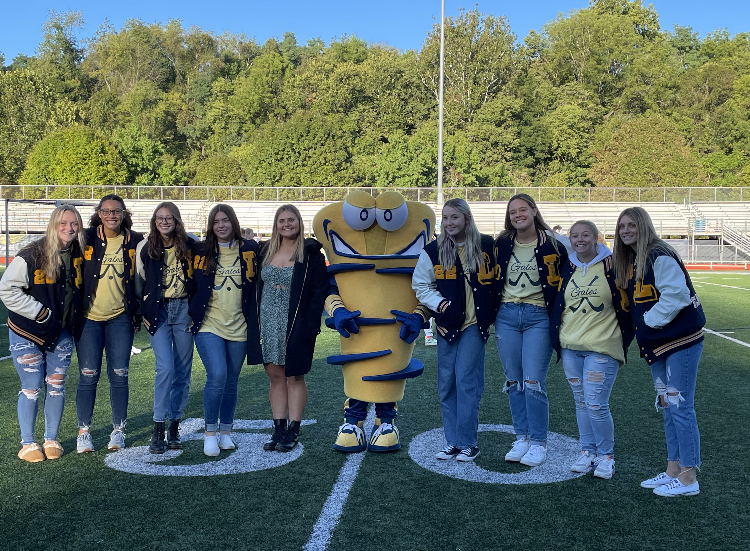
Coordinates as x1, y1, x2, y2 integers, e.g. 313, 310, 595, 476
313, 191, 435, 265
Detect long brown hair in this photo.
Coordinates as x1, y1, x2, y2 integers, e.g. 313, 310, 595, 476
202, 204, 243, 275
497, 193, 559, 253
262, 204, 305, 267
613, 206, 675, 288
23, 205, 86, 280
88, 194, 133, 230
146, 202, 189, 261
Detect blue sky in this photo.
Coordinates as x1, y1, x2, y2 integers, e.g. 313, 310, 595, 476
1, 0, 748, 62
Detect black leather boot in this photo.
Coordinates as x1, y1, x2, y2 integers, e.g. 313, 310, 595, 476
149, 422, 166, 454
263, 419, 287, 451
167, 420, 181, 450
276, 420, 300, 452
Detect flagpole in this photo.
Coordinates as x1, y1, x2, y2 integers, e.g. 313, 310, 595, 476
437, 0, 445, 207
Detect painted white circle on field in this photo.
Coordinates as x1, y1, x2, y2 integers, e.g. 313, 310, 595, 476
408, 424, 586, 484
105, 417, 316, 477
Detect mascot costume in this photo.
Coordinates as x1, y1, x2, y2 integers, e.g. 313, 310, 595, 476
313, 191, 436, 452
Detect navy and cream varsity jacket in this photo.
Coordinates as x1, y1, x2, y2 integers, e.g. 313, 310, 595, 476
495, 228, 567, 317
80, 226, 143, 335
0, 241, 84, 350
188, 239, 263, 364
412, 234, 498, 343
550, 252, 634, 362
627, 247, 705, 364
135, 236, 196, 336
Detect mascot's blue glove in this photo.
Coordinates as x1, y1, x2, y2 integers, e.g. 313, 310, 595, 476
333, 308, 361, 338
391, 310, 427, 344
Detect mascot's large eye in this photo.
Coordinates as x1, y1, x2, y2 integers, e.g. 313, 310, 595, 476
342, 202, 376, 231
376, 203, 408, 232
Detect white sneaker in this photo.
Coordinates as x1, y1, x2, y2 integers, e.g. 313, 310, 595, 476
203, 434, 220, 456
107, 429, 126, 450
653, 478, 699, 497
520, 445, 547, 467
76, 432, 94, 453
570, 450, 595, 473
424, 335, 437, 346
593, 455, 615, 479
218, 433, 236, 450
640, 472, 677, 489
504, 439, 530, 462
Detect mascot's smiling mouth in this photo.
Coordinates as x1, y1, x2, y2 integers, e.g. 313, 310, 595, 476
323, 219, 431, 260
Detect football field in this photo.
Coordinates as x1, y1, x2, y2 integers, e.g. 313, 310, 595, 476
0, 271, 748, 550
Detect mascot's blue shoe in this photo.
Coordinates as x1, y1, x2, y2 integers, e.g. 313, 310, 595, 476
367, 418, 400, 452
333, 420, 367, 453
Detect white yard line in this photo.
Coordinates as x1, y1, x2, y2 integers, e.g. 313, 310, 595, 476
695, 281, 750, 291
705, 328, 750, 349
0, 355, 10, 361
304, 405, 376, 551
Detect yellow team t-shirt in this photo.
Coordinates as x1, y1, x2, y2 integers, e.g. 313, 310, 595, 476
162, 246, 187, 299
559, 261, 625, 365
456, 244, 477, 331
199, 242, 247, 342
86, 233, 126, 321
502, 240, 545, 307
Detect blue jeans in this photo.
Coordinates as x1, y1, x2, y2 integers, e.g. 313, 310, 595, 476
345, 400, 397, 422
561, 348, 619, 457
10, 329, 73, 445
149, 299, 193, 422
75, 314, 134, 429
195, 332, 246, 432
495, 302, 553, 445
437, 324, 486, 449
649, 342, 703, 468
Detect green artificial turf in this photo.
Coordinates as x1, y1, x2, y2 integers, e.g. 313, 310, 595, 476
0, 271, 748, 550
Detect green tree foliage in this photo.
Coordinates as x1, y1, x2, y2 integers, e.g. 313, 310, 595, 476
1, 8, 749, 188
20, 127, 127, 185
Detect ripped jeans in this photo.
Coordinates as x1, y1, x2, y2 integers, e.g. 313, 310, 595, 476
561, 349, 619, 457
75, 314, 134, 430
10, 329, 73, 445
495, 302, 553, 446
649, 342, 703, 468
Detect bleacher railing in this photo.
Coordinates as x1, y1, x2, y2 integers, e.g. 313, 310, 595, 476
1, 185, 748, 203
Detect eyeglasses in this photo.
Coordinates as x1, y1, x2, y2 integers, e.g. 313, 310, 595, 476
156, 216, 174, 223
99, 208, 123, 217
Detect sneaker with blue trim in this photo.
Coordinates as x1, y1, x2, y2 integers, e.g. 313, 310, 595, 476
435, 445, 461, 460
76, 432, 94, 454
333, 421, 366, 453
368, 418, 400, 452
107, 429, 126, 450
456, 446, 480, 462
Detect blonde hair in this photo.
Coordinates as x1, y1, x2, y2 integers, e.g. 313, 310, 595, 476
22, 205, 86, 279
438, 199, 482, 272
569, 220, 599, 241
613, 207, 674, 288
262, 204, 305, 267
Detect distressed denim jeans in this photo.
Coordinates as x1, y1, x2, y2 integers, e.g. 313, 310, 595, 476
649, 341, 703, 468
495, 302, 553, 445
149, 298, 193, 422
75, 314, 134, 429
561, 348, 619, 457
10, 329, 73, 445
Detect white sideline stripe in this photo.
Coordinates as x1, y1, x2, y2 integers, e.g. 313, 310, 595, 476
304, 404, 376, 551
0, 355, 10, 361
695, 281, 750, 291
705, 328, 750, 349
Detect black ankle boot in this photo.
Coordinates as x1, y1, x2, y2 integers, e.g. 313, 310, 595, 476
167, 420, 181, 450
149, 422, 166, 454
263, 419, 287, 451
276, 420, 300, 452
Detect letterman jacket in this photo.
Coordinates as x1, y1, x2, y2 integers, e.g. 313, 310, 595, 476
0, 241, 84, 350
627, 248, 705, 364
550, 249, 634, 362
135, 236, 196, 336
495, 228, 567, 317
79, 226, 143, 336
188, 239, 263, 364
412, 234, 498, 344
248, 238, 328, 375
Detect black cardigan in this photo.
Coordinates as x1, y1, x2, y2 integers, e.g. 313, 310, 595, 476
248, 238, 328, 376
